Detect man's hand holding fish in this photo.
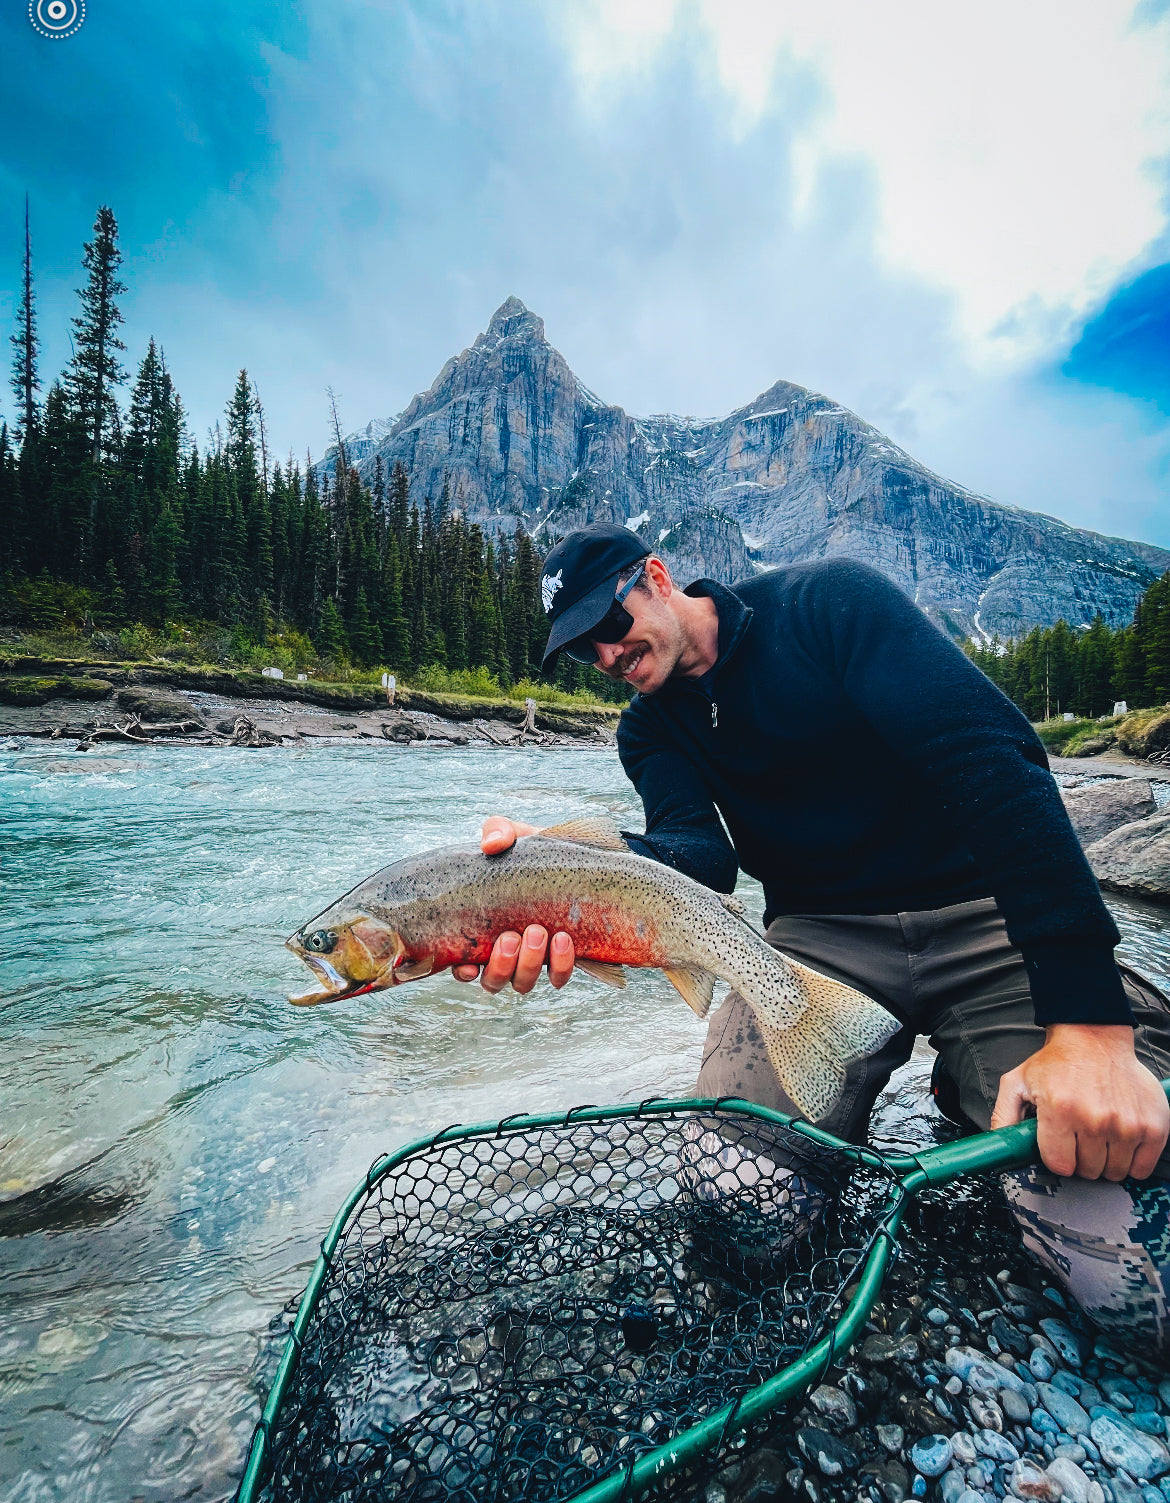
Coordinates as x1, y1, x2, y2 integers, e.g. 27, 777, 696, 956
450, 817, 576, 994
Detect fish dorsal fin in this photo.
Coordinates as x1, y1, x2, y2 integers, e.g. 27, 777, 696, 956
663, 964, 717, 1018
719, 893, 746, 918
577, 958, 627, 989
537, 817, 628, 851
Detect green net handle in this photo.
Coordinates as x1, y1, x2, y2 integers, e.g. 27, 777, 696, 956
899, 1074, 1170, 1188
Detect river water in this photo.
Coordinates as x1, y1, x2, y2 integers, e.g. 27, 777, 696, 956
2, 742, 1169, 1502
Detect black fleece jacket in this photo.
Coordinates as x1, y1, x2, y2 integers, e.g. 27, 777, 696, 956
615, 559, 1133, 1028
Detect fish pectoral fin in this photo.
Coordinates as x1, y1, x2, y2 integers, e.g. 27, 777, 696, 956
576, 958, 627, 988
394, 954, 435, 981
535, 816, 628, 851
662, 964, 717, 1018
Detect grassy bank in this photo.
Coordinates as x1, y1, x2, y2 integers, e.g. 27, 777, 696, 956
0, 628, 624, 722
1033, 705, 1170, 760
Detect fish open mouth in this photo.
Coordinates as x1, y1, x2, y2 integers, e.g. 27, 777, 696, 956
287, 952, 390, 1006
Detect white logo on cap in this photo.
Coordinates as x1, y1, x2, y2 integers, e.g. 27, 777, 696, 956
541, 570, 563, 614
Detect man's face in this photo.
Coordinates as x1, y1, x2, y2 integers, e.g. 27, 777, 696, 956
590, 572, 685, 694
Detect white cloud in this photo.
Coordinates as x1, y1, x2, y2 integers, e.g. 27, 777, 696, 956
556, 0, 1170, 364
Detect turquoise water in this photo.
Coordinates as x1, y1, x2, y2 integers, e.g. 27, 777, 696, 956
3, 742, 1169, 1501
0, 741, 709, 1502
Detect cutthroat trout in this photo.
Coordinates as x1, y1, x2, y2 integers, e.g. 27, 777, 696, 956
286, 817, 898, 1120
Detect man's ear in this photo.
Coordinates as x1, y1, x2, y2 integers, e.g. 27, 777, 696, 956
645, 555, 672, 598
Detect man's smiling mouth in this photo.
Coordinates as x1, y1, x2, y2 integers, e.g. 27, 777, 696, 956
610, 647, 645, 681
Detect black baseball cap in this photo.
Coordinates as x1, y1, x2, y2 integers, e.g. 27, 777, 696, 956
540, 525, 651, 671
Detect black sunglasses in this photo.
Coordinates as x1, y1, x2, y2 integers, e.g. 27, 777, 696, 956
563, 562, 647, 664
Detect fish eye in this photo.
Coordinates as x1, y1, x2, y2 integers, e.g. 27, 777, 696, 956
305, 929, 338, 954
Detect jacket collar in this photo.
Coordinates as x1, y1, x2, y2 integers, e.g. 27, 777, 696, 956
680, 578, 754, 678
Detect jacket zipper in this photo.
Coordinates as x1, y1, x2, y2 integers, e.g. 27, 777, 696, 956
710, 700, 718, 729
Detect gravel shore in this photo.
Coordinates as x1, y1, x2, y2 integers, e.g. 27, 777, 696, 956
709, 1060, 1169, 1503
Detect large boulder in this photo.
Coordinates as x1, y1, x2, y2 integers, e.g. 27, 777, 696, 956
116, 687, 204, 725
1061, 779, 1156, 847
1084, 813, 1170, 902
0, 675, 112, 706
1114, 709, 1170, 759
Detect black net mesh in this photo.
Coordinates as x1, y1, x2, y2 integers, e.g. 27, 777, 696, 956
251, 1107, 903, 1503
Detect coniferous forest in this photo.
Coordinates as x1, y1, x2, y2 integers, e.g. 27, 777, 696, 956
0, 204, 630, 703
4, 204, 1170, 721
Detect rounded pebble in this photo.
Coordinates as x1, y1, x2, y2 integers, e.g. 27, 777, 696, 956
947, 1346, 1027, 1395
1111, 1472, 1145, 1503
940, 1469, 966, 1503
1009, 1458, 1062, 1501
1047, 1456, 1093, 1503
1031, 1350, 1057, 1382
809, 1383, 858, 1430
1089, 1409, 1170, 1481
797, 1426, 861, 1478
974, 1429, 1021, 1462
912, 1477, 927, 1499
971, 1394, 1004, 1432
1031, 1407, 1060, 1436
1040, 1382, 1093, 1437
1039, 1317, 1083, 1367
911, 1436, 954, 1478
1002, 1388, 1032, 1424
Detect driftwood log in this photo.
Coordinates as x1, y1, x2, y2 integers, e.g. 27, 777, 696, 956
75, 716, 206, 750
70, 714, 273, 750
224, 715, 282, 747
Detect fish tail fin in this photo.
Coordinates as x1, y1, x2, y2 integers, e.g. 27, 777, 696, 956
747, 959, 899, 1123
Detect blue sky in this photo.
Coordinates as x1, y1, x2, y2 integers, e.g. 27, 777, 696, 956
3, 0, 1169, 544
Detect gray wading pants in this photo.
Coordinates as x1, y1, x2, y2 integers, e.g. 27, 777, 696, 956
696, 898, 1170, 1353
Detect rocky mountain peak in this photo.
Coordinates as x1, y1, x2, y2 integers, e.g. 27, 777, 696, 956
475, 296, 546, 349
326, 302, 1170, 640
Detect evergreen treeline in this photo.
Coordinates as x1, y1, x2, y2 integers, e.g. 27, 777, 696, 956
963, 577, 1170, 722
0, 203, 627, 701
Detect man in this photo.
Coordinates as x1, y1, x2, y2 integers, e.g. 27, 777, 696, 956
455, 524, 1170, 1346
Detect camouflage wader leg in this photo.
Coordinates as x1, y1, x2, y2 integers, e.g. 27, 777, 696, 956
1003, 1170, 1170, 1357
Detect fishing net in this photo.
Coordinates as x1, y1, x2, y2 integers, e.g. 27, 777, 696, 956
248, 1103, 903, 1503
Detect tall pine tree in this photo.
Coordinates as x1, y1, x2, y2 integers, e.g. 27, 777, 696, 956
67, 206, 127, 467
9, 195, 40, 445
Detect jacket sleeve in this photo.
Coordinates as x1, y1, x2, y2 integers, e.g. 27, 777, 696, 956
616, 704, 739, 893
803, 560, 1132, 1027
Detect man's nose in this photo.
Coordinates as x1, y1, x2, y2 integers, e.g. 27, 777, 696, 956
593, 640, 623, 669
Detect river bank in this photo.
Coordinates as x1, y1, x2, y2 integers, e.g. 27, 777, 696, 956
0, 657, 621, 749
